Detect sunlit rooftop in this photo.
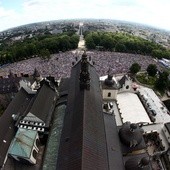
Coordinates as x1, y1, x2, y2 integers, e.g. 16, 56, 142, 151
117, 92, 151, 124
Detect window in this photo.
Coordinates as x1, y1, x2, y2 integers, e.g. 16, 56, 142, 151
32, 149, 37, 159
36, 139, 40, 147
108, 92, 111, 97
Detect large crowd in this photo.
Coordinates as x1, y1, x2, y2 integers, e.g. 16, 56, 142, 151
90, 51, 160, 76
0, 50, 160, 79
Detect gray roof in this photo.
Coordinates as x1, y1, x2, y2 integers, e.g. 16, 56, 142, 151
102, 75, 120, 90
119, 75, 129, 87
27, 83, 57, 126
0, 76, 20, 94
119, 122, 143, 147
118, 126, 146, 154
56, 78, 70, 106
58, 78, 69, 97
104, 113, 125, 170
124, 153, 152, 170
56, 56, 109, 169
21, 76, 35, 85
0, 88, 32, 168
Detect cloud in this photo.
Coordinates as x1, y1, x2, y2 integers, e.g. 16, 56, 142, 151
111, 0, 138, 7
0, 6, 14, 18
23, 0, 40, 7
0, 0, 170, 31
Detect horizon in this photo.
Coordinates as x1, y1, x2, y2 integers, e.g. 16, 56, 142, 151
1, 18, 169, 33
0, 0, 170, 32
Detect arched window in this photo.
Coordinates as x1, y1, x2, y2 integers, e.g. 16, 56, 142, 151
108, 92, 111, 97
32, 149, 37, 159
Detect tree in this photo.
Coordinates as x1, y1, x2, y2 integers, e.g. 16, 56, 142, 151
26, 43, 38, 56
115, 42, 126, 52
70, 34, 79, 49
147, 64, 157, 77
100, 34, 114, 50
39, 49, 50, 60
58, 35, 71, 51
130, 63, 141, 74
85, 34, 95, 49
92, 32, 101, 46
5, 52, 13, 63
155, 71, 169, 92
151, 49, 164, 59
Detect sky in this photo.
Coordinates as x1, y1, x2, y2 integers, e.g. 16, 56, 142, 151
0, 0, 170, 32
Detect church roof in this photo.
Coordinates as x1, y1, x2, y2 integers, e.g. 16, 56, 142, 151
56, 53, 109, 170
119, 75, 129, 87
119, 122, 143, 147
105, 74, 115, 86
0, 88, 33, 168
0, 76, 20, 94
125, 156, 151, 170
58, 78, 69, 96
8, 129, 38, 158
102, 75, 120, 90
104, 113, 125, 170
24, 83, 57, 126
56, 78, 69, 105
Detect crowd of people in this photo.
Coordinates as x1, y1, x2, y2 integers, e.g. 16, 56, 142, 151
89, 51, 159, 76
0, 50, 159, 79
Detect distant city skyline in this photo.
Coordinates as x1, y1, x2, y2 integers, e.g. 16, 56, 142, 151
0, 0, 170, 32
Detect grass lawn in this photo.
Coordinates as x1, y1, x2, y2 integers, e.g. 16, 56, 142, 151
136, 73, 157, 86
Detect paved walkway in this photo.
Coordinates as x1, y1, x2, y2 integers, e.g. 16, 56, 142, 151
78, 35, 85, 50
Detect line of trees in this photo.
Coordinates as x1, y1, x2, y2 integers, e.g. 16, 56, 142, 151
0, 33, 79, 64
84, 31, 170, 59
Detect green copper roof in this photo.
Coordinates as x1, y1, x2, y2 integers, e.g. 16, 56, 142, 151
43, 104, 66, 170
8, 128, 37, 158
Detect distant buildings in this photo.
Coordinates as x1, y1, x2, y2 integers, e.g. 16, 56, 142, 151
1, 19, 170, 49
